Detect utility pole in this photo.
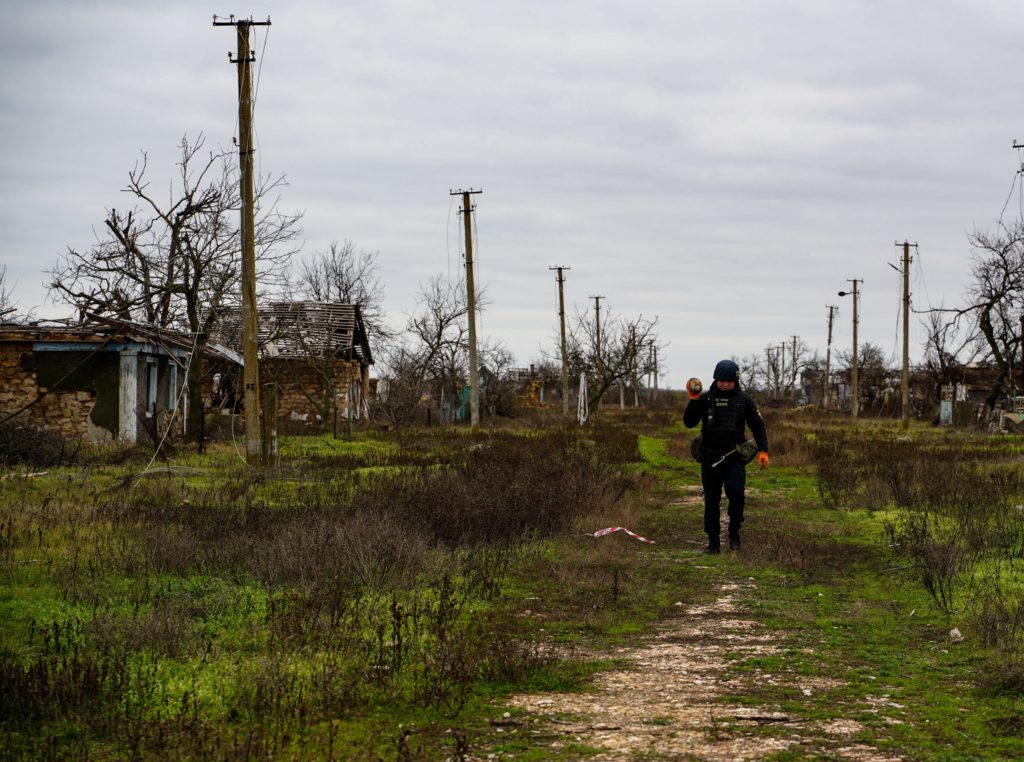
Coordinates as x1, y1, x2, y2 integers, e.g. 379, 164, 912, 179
839, 279, 862, 418
790, 335, 799, 397
590, 295, 604, 373
895, 241, 916, 428
550, 266, 571, 415
776, 343, 786, 397
626, 323, 634, 407
215, 14, 271, 465
590, 295, 605, 406
451, 188, 482, 428
824, 305, 838, 408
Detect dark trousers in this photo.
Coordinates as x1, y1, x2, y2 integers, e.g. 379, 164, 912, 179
701, 453, 746, 544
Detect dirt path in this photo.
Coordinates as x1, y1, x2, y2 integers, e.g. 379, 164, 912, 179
489, 489, 902, 761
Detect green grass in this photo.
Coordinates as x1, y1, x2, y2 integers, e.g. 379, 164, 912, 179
632, 419, 1024, 760
7, 414, 1024, 759
0, 421, 694, 759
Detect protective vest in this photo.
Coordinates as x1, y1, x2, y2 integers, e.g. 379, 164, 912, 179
702, 393, 744, 452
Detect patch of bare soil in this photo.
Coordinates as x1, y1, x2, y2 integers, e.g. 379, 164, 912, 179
493, 581, 900, 761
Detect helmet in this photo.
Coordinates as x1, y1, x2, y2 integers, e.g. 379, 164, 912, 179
713, 359, 739, 382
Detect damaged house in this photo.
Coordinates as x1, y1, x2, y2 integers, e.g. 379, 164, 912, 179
0, 316, 241, 444
215, 301, 374, 428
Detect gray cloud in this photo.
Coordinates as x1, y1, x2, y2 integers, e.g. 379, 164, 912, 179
2, 1, 1023, 381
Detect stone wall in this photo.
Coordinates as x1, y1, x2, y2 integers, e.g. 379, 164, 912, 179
0, 343, 188, 445
263, 358, 368, 428
0, 342, 104, 441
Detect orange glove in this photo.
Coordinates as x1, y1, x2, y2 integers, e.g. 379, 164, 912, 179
686, 377, 703, 400
758, 451, 769, 469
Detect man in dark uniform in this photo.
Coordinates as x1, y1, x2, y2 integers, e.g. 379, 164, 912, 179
683, 359, 769, 553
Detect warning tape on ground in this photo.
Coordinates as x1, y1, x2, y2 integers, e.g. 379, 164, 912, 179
590, 526, 655, 544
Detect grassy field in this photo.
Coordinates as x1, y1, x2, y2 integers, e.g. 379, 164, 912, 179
631, 411, 1024, 760
3, 409, 1024, 759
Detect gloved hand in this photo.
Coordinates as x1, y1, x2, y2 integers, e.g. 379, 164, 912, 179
686, 377, 703, 400
758, 451, 769, 469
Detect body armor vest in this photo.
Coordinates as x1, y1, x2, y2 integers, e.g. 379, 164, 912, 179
706, 394, 739, 433
702, 393, 742, 452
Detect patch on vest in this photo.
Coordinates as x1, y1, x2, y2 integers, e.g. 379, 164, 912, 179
707, 397, 739, 432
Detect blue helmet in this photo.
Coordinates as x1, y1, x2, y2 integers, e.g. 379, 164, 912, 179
713, 359, 739, 382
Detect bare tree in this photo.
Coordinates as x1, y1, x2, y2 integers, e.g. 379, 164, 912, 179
796, 351, 824, 402
371, 275, 468, 428
737, 353, 766, 393
48, 134, 302, 440
0, 266, 17, 321
764, 345, 785, 397
371, 274, 509, 428
564, 305, 661, 413
371, 342, 430, 431
408, 275, 470, 406
296, 240, 393, 346
920, 308, 983, 393
478, 338, 519, 417
937, 223, 1024, 407
837, 341, 893, 410
785, 338, 815, 395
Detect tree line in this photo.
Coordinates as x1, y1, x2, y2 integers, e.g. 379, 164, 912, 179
13, 131, 1021, 428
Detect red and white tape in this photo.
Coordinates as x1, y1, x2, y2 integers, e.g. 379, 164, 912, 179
590, 526, 655, 544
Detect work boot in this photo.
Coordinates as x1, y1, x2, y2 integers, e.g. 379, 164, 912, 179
729, 534, 741, 551
703, 538, 721, 554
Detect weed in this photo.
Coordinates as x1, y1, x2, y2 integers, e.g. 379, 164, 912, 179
0, 419, 80, 468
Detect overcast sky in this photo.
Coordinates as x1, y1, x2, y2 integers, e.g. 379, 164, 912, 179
3, 1, 1023, 386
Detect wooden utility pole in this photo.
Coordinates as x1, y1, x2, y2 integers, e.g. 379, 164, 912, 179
896, 241, 915, 428
790, 335, 799, 396
550, 266, 571, 415
590, 295, 605, 405
626, 323, 634, 407
824, 305, 838, 408
215, 14, 271, 465
776, 343, 786, 397
452, 189, 482, 428
651, 342, 658, 390
839, 279, 862, 418
590, 295, 604, 372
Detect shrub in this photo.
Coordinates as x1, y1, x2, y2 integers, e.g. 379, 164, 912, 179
0, 419, 79, 468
